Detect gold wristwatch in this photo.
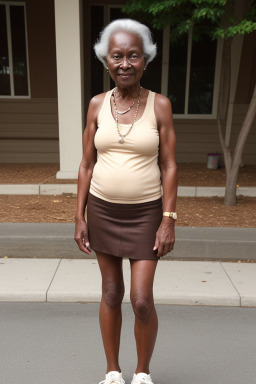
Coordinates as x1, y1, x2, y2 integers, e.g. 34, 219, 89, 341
163, 211, 177, 220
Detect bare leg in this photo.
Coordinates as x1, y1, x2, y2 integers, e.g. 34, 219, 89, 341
96, 252, 125, 374
130, 259, 158, 375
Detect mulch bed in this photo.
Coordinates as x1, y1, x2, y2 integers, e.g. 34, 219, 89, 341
1, 194, 255, 227
1, 163, 256, 186
0, 163, 255, 227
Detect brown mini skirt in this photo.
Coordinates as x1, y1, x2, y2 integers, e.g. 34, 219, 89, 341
86, 192, 163, 260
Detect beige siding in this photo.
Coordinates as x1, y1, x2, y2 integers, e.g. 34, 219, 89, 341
230, 105, 256, 165
0, 100, 255, 165
175, 104, 256, 164
0, 99, 59, 163
175, 119, 221, 163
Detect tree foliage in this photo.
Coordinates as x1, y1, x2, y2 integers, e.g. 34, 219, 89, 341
123, 0, 256, 40
123, 0, 256, 206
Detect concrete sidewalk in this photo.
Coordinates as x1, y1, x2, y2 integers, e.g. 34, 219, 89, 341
1, 183, 256, 196
0, 258, 255, 307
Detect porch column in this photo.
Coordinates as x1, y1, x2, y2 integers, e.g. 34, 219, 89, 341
54, 0, 83, 179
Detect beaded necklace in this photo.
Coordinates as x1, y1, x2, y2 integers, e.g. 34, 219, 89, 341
113, 86, 142, 144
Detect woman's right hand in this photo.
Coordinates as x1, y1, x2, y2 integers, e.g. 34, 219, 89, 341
74, 218, 91, 255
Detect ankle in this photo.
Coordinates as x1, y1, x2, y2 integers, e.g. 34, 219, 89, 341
107, 366, 121, 374
135, 368, 150, 375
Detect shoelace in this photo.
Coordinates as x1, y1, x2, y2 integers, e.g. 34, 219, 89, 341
99, 374, 125, 384
133, 378, 153, 384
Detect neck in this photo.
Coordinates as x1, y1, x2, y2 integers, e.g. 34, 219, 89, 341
115, 83, 141, 99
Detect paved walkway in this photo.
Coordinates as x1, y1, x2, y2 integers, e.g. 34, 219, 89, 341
1, 183, 256, 196
0, 258, 256, 307
1, 223, 256, 307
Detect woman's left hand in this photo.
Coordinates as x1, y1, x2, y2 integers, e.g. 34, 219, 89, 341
153, 221, 175, 257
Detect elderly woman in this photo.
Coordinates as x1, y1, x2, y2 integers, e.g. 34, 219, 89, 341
74, 18, 177, 384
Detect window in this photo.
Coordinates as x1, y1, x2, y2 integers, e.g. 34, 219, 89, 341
89, 5, 221, 118
0, 2, 29, 97
90, 5, 104, 97
166, 26, 219, 117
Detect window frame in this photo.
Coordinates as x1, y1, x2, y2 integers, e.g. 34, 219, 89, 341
0, 1, 30, 99
163, 26, 223, 119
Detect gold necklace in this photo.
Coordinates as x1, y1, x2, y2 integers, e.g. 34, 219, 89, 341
113, 91, 136, 115
113, 86, 142, 144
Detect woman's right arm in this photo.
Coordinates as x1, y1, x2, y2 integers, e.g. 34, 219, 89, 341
74, 95, 103, 254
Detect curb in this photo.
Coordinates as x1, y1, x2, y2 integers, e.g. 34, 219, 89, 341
1, 224, 256, 261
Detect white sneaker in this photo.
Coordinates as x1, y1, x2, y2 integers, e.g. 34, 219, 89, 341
131, 372, 154, 384
99, 371, 125, 384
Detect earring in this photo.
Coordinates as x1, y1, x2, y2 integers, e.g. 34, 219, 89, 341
106, 67, 109, 73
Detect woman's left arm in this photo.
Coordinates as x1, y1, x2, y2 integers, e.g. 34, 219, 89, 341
153, 94, 178, 257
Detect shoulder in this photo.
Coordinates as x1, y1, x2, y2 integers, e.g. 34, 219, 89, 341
153, 93, 173, 126
84, 92, 107, 127
90, 92, 107, 105
86, 92, 109, 122
154, 93, 172, 111
89, 92, 108, 111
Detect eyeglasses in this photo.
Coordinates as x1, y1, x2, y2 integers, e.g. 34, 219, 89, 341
107, 55, 144, 65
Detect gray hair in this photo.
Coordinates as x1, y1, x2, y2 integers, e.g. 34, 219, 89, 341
94, 18, 157, 69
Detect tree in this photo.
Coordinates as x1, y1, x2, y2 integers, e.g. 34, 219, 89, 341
123, 0, 256, 206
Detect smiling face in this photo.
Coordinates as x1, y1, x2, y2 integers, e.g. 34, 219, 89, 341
107, 31, 145, 88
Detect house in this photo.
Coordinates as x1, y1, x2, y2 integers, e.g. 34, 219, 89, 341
0, 0, 255, 178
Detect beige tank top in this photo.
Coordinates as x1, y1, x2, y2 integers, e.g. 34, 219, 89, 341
89, 89, 162, 203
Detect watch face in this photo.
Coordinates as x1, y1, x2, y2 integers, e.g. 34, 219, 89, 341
163, 212, 177, 219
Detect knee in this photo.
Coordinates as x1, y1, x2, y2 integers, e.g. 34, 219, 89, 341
131, 295, 153, 322
103, 282, 124, 309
